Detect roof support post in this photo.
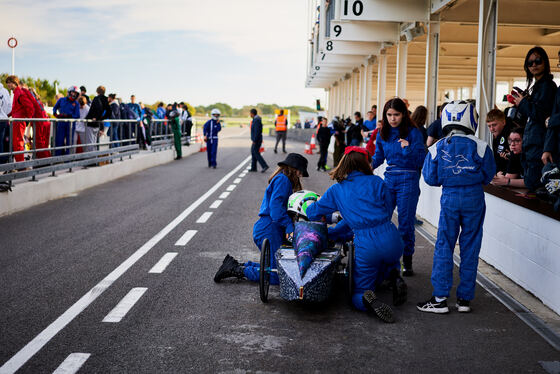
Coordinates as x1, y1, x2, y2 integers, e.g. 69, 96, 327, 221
424, 18, 440, 124
396, 41, 408, 99
377, 50, 387, 115
475, 0, 497, 143
365, 57, 375, 112
359, 65, 367, 114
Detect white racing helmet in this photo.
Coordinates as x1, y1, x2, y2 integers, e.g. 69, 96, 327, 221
288, 190, 320, 219
67, 85, 79, 100
441, 100, 478, 136
211, 108, 221, 116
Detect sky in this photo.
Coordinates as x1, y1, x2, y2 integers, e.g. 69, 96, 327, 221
0, 0, 326, 108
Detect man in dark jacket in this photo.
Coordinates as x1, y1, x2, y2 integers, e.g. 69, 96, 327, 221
85, 86, 110, 152
316, 117, 331, 171
108, 94, 121, 148
249, 108, 269, 172
543, 86, 560, 165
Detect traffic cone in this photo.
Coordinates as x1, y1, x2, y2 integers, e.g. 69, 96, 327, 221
304, 142, 312, 155
310, 134, 317, 150
199, 135, 207, 152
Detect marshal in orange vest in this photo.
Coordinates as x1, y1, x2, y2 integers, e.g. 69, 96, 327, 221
275, 115, 287, 132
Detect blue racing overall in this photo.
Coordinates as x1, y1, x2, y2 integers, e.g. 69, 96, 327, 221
372, 126, 426, 258
306, 171, 404, 311
203, 119, 221, 167
423, 131, 495, 300
244, 172, 294, 285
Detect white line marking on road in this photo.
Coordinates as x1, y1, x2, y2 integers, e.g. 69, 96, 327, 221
102, 288, 148, 323
238, 173, 246, 178
226, 184, 236, 191
219, 192, 230, 199
175, 230, 197, 246
148, 253, 178, 274
52, 353, 90, 374
233, 178, 242, 184
196, 212, 213, 223
209, 200, 223, 209
0, 155, 251, 374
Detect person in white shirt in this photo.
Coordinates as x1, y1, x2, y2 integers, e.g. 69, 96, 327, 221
73, 96, 89, 153
0, 83, 12, 163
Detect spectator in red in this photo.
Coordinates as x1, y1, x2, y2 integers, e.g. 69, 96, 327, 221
365, 120, 382, 157
28, 88, 51, 159
5, 75, 34, 162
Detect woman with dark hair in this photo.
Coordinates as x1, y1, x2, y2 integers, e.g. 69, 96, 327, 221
411, 105, 428, 146
372, 98, 426, 276
512, 46, 557, 191
214, 153, 309, 285
307, 147, 406, 323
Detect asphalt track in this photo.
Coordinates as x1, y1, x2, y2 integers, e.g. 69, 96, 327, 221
1, 128, 558, 373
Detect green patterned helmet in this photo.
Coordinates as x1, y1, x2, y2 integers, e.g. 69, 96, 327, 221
287, 190, 320, 219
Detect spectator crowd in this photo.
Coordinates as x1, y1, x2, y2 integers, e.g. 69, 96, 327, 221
0, 76, 194, 166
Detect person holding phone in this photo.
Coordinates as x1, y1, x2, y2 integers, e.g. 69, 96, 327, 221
512, 46, 557, 191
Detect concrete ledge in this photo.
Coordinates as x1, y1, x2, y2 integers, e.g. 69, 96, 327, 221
0, 144, 199, 217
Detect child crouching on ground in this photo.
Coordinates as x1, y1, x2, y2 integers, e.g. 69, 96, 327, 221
417, 101, 495, 314
214, 153, 309, 285
306, 146, 406, 323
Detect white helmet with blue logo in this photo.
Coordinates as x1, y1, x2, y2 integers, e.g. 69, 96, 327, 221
441, 100, 478, 135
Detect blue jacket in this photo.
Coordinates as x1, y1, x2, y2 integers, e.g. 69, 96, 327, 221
372, 126, 426, 172
128, 103, 142, 120
251, 115, 263, 143
156, 107, 166, 120
258, 172, 294, 234
53, 97, 80, 119
423, 131, 495, 188
307, 171, 392, 230
203, 119, 221, 142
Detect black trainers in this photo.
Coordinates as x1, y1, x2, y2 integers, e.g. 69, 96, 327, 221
362, 290, 395, 323
456, 298, 471, 313
402, 255, 414, 277
392, 276, 408, 306
416, 296, 449, 314
214, 255, 241, 282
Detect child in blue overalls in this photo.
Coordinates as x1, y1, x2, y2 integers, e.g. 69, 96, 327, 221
417, 101, 495, 314
204, 108, 222, 168
306, 146, 406, 323
214, 153, 309, 285
372, 98, 426, 276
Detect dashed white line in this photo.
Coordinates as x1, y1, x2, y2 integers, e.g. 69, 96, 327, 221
238, 173, 246, 178
52, 353, 90, 374
233, 178, 242, 184
209, 200, 223, 209
175, 230, 197, 246
219, 192, 230, 199
0, 155, 252, 374
102, 288, 148, 323
226, 184, 236, 191
196, 212, 213, 223
149, 253, 178, 274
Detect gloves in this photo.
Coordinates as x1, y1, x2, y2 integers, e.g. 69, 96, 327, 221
545, 179, 560, 195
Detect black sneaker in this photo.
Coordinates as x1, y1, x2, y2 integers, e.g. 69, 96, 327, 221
416, 296, 449, 314
261, 166, 269, 173
362, 290, 395, 323
392, 276, 408, 306
214, 255, 239, 282
248, 169, 258, 172
456, 298, 471, 313
274, 149, 278, 154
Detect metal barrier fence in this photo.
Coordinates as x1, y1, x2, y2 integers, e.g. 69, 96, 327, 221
0, 117, 196, 185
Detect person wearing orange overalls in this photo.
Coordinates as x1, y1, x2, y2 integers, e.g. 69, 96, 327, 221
274, 109, 288, 154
